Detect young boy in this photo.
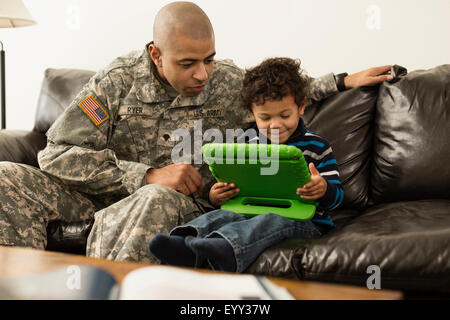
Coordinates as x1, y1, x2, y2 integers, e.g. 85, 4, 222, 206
148, 57, 344, 273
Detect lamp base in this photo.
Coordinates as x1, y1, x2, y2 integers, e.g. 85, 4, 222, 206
1, 48, 5, 129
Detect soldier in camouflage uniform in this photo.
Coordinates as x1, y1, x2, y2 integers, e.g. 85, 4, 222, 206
0, 2, 393, 263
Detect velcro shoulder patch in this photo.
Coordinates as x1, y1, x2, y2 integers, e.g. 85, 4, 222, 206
78, 95, 109, 126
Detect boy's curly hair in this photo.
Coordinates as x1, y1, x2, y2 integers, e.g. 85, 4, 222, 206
240, 57, 308, 111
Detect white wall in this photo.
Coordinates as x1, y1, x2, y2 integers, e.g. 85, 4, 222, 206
2, 0, 449, 130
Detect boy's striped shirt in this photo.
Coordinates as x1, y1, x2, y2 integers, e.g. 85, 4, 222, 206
246, 119, 344, 227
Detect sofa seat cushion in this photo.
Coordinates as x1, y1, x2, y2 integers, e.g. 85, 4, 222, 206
46, 219, 94, 255
294, 199, 450, 292
246, 209, 359, 278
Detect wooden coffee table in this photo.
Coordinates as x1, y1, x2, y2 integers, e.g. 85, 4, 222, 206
0, 246, 402, 300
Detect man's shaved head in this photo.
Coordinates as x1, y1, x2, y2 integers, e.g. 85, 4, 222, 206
153, 1, 214, 52
149, 2, 216, 97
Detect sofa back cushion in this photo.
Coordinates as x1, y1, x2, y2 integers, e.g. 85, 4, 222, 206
303, 86, 379, 210
295, 199, 450, 292
34, 68, 96, 134
371, 65, 450, 203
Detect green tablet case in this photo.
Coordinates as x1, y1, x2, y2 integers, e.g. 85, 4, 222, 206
202, 143, 317, 221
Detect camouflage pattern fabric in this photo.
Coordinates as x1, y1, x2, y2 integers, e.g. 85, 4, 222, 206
0, 45, 338, 262
0, 162, 98, 248
86, 184, 201, 263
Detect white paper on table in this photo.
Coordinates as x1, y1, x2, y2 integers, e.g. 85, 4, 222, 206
119, 265, 294, 300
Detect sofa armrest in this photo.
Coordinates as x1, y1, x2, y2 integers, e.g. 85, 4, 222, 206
0, 129, 47, 167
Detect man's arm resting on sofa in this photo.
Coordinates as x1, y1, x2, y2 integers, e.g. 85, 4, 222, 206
307, 65, 393, 105
344, 65, 394, 89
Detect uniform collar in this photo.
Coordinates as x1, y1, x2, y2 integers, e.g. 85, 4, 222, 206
134, 42, 211, 107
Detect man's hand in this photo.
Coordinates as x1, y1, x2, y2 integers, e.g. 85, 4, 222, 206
344, 65, 394, 89
145, 163, 204, 196
296, 163, 327, 200
209, 182, 240, 207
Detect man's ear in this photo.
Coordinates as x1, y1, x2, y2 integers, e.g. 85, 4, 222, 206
148, 44, 163, 68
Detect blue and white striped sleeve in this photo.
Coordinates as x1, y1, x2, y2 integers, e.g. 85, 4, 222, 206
314, 144, 344, 211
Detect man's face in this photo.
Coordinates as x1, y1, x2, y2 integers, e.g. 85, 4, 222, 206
250, 94, 306, 144
150, 34, 216, 97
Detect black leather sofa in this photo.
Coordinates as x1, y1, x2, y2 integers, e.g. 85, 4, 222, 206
1, 64, 449, 297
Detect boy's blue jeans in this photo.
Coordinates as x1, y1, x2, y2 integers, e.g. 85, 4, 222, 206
170, 209, 322, 273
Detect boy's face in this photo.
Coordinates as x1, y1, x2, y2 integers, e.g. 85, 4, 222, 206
250, 94, 306, 144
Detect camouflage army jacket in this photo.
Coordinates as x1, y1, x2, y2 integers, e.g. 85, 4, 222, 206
38, 45, 338, 208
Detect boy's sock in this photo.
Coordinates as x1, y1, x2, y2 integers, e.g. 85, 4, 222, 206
148, 234, 196, 267
185, 236, 237, 272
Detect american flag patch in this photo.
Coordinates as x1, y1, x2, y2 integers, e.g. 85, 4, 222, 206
78, 95, 109, 126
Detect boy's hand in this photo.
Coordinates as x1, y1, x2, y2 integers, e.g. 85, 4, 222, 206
209, 182, 240, 207
296, 163, 327, 200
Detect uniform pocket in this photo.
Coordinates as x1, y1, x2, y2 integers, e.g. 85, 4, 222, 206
125, 115, 159, 165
